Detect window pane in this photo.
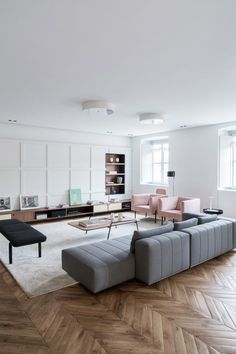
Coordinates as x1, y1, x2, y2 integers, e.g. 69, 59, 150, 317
153, 163, 162, 182
153, 146, 162, 163
163, 144, 169, 163
233, 162, 236, 187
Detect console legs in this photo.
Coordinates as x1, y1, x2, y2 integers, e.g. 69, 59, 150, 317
161, 216, 164, 225
155, 212, 157, 223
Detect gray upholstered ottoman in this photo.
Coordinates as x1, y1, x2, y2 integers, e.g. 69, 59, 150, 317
62, 235, 134, 293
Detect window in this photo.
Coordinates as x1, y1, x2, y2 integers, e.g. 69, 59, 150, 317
231, 141, 236, 187
141, 138, 169, 185
219, 127, 236, 189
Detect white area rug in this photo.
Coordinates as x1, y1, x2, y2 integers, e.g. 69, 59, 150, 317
0, 213, 159, 297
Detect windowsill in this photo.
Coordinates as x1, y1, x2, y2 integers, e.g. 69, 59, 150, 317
218, 187, 236, 192
140, 182, 168, 186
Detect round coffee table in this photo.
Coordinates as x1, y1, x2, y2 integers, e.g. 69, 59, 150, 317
203, 208, 223, 215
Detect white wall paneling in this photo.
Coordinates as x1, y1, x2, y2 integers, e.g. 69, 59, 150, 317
0, 141, 20, 168
21, 170, 47, 195
0, 137, 131, 210
70, 170, 90, 193
48, 144, 70, 169
21, 142, 46, 168
0, 170, 20, 196
71, 144, 90, 169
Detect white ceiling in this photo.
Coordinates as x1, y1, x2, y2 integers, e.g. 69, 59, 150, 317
0, 0, 236, 136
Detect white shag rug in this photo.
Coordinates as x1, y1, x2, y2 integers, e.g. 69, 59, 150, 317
0, 213, 160, 297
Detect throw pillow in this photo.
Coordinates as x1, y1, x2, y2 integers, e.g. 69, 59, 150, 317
198, 215, 218, 224
130, 223, 174, 253
173, 218, 198, 231
182, 212, 205, 221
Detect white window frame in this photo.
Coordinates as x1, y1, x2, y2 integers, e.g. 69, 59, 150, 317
151, 141, 168, 185
140, 138, 169, 185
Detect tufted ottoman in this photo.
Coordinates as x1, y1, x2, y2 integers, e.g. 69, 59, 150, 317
62, 235, 134, 293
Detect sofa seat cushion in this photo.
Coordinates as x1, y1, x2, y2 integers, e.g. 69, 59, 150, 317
133, 205, 151, 213
62, 235, 134, 293
130, 223, 174, 253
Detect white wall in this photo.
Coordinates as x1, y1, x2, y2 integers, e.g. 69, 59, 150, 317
132, 123, 236, 218
0, 124, 132, 210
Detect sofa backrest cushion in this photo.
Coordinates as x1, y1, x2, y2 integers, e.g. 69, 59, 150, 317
130, 223, 174, 253
198, 215, 218, 224
182, 212, 205, 221
173, 218, 198, 231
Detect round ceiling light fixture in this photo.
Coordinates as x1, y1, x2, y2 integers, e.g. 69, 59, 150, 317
139, 113, 165, 125
82, 100, 116, 116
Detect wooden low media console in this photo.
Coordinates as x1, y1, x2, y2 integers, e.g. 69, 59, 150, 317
0, 200, 131, 223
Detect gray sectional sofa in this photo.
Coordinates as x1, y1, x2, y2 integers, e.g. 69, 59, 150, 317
62, 214, 236, 293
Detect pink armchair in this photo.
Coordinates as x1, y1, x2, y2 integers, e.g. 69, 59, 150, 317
131, 194, 165, 223
158, 196, 200, 224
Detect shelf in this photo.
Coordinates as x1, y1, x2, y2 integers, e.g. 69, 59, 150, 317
106, 163, 125, 166
106, 183, 125, 186
106, 173, 125, 175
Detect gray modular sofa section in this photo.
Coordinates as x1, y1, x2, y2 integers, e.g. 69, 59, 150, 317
62, 216, 236, 293
62, 235, 134, 293
135, 231, 190, 285
182, 219, 235, 267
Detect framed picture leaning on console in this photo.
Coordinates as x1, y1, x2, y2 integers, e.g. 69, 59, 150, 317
0, 197, 11, 211
20, 195, 39, 210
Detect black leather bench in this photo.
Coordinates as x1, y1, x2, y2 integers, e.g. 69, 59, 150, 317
0, 219, 47, 264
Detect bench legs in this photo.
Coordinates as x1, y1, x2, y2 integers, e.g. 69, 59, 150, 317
38, 242, 42, 258
8, 242, 43, 264
9, 243, 12, 264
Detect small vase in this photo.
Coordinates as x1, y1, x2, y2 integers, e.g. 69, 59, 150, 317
110, 157, 114, 163
117, 177, 123, 184
115, 157, 120, 163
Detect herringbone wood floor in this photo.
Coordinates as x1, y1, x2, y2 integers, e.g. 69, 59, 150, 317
2, 252, 236, 353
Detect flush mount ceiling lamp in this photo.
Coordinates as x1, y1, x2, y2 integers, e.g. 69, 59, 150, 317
82, 100, 116, 116
139, 113, 165, 125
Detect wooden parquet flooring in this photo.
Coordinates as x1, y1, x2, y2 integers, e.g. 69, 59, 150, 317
2, 252, 236, 353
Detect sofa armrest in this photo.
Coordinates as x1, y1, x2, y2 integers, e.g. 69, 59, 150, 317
158, 196, 178, 211
182, 198, 200, 213
149, 195, 165, 214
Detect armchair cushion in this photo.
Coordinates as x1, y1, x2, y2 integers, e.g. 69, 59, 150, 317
173, 218, 198, 231
130, 223, 174, 253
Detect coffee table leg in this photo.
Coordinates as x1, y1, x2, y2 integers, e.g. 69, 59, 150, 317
85, 230, 88, 235
136, 221, 139, 230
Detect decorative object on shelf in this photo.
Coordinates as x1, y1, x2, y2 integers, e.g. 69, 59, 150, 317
115, 157, 120, 163
20, 195, 39, 210
0, 197, 11, 211
82, 100, 116, 116
109, 157, 114, 163
139, 113, 165, 125
69, 188, 82, 206
116, 176, 123, 184
167, 170, 176, 196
